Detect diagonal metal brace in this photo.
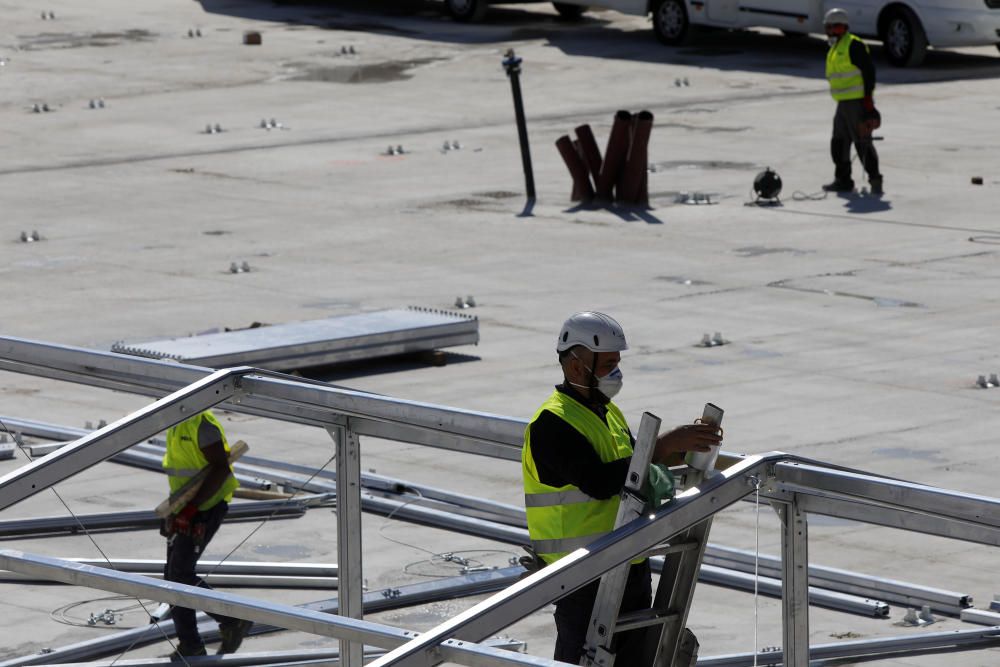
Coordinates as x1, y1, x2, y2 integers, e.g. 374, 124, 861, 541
0, 366, 253, 512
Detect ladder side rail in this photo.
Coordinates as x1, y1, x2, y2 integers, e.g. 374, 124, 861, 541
645, 518, 714, 667
582, 412, 662, 667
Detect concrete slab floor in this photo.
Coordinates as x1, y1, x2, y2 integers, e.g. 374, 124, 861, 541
1, 0, 1000, 664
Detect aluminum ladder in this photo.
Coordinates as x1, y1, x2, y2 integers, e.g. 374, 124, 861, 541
581, 411, 711, 667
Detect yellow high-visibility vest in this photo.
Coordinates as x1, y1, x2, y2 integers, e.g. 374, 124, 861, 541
162, 411, 239, 512
522, 390, 638, 565
826, 33, 868, 101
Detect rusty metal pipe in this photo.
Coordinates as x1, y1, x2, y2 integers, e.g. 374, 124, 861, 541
617, 110, 654, 205
556, 135, 594, 201
596, 110, 632, 200
574, 124, 603, 187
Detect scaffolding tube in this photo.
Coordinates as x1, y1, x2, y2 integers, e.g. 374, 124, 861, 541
0, 571, 337, 589
45, 558, 337, 577
696, 564, 889, 617
0, 501, 306, 539
704, 543, 972, 615
32, 638, 527, 667
698, 625, 1000, 666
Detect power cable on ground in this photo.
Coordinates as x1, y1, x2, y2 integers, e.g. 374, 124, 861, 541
377, 488, 519, 578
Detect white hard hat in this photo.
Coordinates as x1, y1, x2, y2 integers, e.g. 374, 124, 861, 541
824, 7, 849, 25
556, 312, 628, 353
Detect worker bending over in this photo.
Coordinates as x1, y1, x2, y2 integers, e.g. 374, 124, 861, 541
162, 410, 252, 658
522, 312, 722, 664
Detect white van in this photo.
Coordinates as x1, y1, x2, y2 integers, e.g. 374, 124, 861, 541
441, 0, 1000, 66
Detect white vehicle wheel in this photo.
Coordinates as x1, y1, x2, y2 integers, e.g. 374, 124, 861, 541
653, 0, 694, 45
882, 7, 927, 67
553, 3, 586, 20
445, 0, 488, 22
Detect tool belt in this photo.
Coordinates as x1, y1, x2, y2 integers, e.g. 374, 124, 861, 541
160, 512, 208, 547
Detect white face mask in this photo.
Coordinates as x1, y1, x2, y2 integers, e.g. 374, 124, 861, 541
827, 35, 839, 46
571, 352, 624, 400
595, 367, 624, 400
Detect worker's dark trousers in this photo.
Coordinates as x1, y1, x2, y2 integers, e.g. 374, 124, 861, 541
164, 501, 238, 648
831, 99, 880, 184
553, 559, 652, 665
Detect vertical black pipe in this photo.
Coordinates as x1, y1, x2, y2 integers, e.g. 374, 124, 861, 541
502, 49, 536, 202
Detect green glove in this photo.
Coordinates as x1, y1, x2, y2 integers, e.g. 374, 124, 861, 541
644, 463, 676, 508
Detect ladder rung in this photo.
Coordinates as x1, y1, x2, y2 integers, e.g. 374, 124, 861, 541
613, 608, 680, 633
642, 540, 700, 558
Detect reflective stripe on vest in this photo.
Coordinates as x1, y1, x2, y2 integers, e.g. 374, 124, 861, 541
162, 410, 239, 512
522, 390, 641, 565
523, 488, 595, 507
826, 34, 868, 101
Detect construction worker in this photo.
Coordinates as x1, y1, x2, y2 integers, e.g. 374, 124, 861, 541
522, 312, 723, 664
162, 410, 252, 657
822, 8, 883, 195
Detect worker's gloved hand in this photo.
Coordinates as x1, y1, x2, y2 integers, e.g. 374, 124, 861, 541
172, 503, 199, 536
644, 463, 676, 508
860, 97, 881, 134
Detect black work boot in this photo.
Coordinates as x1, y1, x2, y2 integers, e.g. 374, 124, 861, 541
822, 179, 854, 192
168, 643, 207, 661
217, 618, 253, 654
869, 176, 883, 195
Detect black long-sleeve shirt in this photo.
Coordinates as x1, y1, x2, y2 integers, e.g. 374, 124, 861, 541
528, 385, 633, 500
849, 38, 876, 97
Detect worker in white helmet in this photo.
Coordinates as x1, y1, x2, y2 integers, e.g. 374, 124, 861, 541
521, 312, 722, 664
822, 7, 883, 194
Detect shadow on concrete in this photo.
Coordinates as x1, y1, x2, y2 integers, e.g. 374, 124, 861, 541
299, 349, 482, 382
197, 0, 1000, 83
838, 191, 893, 214
563, 201, 665, 224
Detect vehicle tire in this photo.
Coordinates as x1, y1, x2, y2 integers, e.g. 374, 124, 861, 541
445, 0, 488, 22
781, 30, 808, 38
553, 3, 586, 20
881, 7, 927, 67
652, 0, 694, 45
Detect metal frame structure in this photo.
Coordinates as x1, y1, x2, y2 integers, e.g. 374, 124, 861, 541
1, 336, 1000, 666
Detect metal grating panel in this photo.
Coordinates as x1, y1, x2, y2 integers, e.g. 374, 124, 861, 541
111, 307, 478, 370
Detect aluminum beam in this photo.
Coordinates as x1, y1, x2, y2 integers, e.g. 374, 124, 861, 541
769, 490, 1000, 547
695, 565, 887, 617
772, 462, 1000, 531
0, 551, 563, 667
778, 497, 809, 665
0, 337, 525, 458
698, 626, 1000, 666
17, 558, 339, 577
107, 436, 522, 524
33, 638, 526, 667
0, 501, 305, 539
330, 426, 364, 667
703, 544, 972, 614
0, 367, 245, 511
0, 571, 337, 589
111, 308, 479, 371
